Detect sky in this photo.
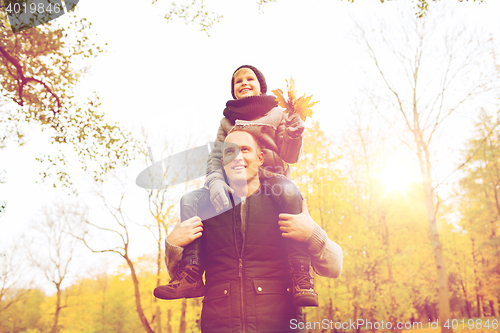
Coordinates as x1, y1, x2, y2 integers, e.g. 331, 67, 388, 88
1, 0, 500, 292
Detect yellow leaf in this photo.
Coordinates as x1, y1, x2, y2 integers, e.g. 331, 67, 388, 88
275, 77, 318, 120
286, 77, 297, 103
272, 88, 292, 112
293, 93, 318, 121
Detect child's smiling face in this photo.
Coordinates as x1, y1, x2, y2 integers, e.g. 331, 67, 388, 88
233, 68, 261, 99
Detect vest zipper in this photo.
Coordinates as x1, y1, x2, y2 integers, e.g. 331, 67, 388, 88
240, 198, 248, 333
239, 258, 245, 333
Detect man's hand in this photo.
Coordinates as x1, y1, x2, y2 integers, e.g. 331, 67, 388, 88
278, 199, 314, 242
166, 216, 203, 247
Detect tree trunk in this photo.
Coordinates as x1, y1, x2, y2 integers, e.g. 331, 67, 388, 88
125, 256, 155, 333
155, 223, 162, 333
425, 304, 434, 322
414, 128, 453, 333
51, 286, 61, 333
470, 238, 483, 318
156, 305, 162, 333
460, 279, 472, 318
167, 308, 172, 333
353, 286, 358, 332
329, 296, 334, 333
476, 295, 483, 317
381, 214, 399, 332
482, 297, 488, 317
498, 296, 500, 318
465, 301, 472, 319
490, 300, 496, 317
179, 299, 187, 333
424, 189, 453, 332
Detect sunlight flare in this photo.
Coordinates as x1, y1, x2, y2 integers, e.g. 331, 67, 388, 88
377, 159, 420, 194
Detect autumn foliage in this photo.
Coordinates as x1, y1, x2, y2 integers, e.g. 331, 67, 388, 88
2, 120, 499, 333
272, 77, 318, 122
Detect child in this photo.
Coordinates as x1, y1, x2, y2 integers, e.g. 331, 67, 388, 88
154, 65, 318, 307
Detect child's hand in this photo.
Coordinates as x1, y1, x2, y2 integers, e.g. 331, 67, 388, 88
208, 178, 234, 213
285, 113, 305, 138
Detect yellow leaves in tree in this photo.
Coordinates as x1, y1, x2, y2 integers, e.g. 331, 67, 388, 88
272, 77, 318, 121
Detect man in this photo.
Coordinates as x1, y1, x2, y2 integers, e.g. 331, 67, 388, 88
156, 130, 343, 332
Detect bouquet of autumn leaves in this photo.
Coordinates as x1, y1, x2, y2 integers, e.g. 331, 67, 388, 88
272, 77, 318, 122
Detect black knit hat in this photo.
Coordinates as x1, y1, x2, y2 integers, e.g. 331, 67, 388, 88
231, 65, 267, 99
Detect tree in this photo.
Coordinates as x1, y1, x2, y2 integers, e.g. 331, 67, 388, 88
353, 3, 496, 331
74, 179, 157, 333
140, 134, 206, 332
0, 243, 33, 315
456, 110, 500, 316
339, 104, 441, 330
51, 272, 142, 333
151, 0, 485, 34
0, 9, 136, 194
142, 148, 176, 333
291, 121, 351, 326
0, 169, 6, 215
0, 288, 45, 333
342, 109, 400, 330
26, 202, 82, 333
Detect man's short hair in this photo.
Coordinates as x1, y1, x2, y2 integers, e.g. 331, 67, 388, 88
226, 129, 263, 154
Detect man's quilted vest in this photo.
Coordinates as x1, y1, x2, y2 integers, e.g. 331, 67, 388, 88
200, 182, 304, 333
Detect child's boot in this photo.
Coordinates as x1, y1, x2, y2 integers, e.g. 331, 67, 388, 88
153, 264, 205, 300
290, 261, 318, 307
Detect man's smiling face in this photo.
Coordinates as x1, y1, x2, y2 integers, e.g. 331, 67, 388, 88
233, 68, 262, 99
223, 131, 263, 185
